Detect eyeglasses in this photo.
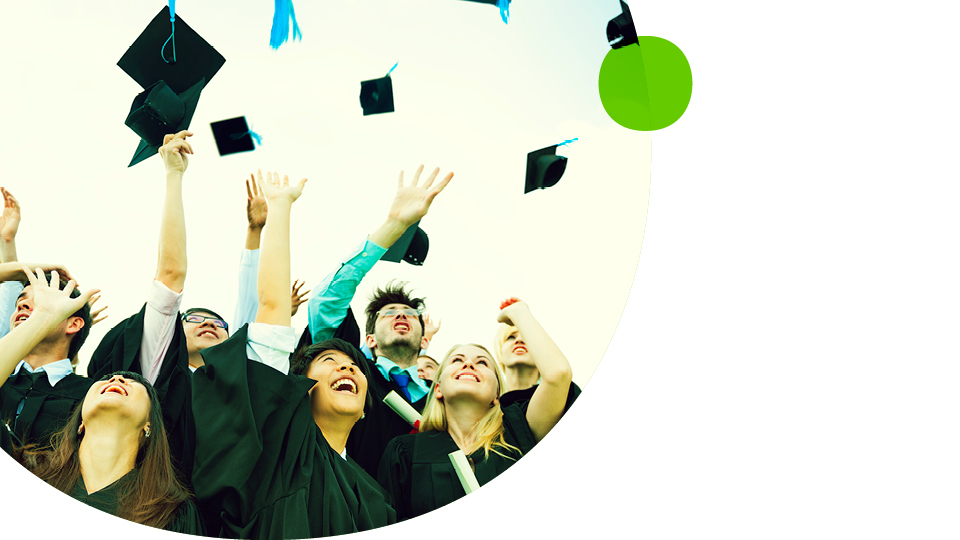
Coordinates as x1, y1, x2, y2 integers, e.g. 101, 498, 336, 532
376, 308, 421, 319
181, 314, 229, 330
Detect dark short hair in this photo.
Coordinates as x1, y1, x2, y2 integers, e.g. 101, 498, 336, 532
290, 338, 374, 413
364, 280, 426, 338
19, 273, 92, 359
183, 307, 229, 333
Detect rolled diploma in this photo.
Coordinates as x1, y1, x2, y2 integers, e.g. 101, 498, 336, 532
383, 390, 422, 426
449, 449, 480, 495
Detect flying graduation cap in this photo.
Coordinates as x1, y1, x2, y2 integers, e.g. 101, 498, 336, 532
382, 220, 429, 266
607, 0, 639, 49
118, 6, 226, 166
210, 117, 262, 156
360, 62, 398, 116
524, 139, 577, 194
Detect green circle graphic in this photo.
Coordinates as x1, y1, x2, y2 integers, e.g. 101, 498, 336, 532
599, 36, 692, 131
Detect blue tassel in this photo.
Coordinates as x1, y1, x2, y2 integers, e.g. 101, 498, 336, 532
231, 130, 264, 146
270, 0, 302, 49
497, 0, 510, 24
386, 61, 399, 77
557, 137, 578, 147
161, 0, 177, 63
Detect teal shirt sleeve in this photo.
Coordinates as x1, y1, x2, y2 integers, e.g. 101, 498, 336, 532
307, 238, 387, 343
233, 249, 260, 330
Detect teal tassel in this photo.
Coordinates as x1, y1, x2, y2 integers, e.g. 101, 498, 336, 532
557, 137, 578, 147
231, 130, 263, 145
270, 0, 302, 49
161, 0, 176, 63
497, 0, 510, 24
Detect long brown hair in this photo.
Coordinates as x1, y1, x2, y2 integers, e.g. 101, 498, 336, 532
13, 371, 192, 530
419, 344, 521, 460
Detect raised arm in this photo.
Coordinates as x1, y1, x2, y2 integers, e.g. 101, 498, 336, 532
0, 268, 97, 385
0, 187, 21, 264
234, 175, 268, 330
497, 298, 573, 442
154, 131, 193, 294
307, 165, 454, 343
255, 170, 307, 327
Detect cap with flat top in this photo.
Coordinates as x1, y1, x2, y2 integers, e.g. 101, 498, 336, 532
210, 117, 257, 156
118, 7, 226, 93
382, 220, 429, 266
360, 76, 395, 116
524, 145, 568, 194
124, 78, 206, 167
607, 0, 639, 49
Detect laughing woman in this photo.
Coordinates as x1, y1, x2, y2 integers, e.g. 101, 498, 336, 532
0, 268, 203, 533
190, 172, 395, 539
377, 298, 573, 521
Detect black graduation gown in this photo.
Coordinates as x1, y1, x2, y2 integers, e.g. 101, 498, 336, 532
377, 402, 538, 522
191, 326, 396, 539
87, 304, 196, 485
71, 469, 205, 535
345, 357, 430, 479
499, 381, 582, 410
0, 369, 92, 449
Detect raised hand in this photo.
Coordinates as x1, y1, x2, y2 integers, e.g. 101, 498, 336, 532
256, 170, 308, 206
423, 313, 441, 341
159, 131, 194, 174
22, 268, 98, 323
88, 293, 109, 327
246, 174, 268, 229
0, 187, 21, 241
497, 297, 529, 326
387, 165, 454, 227
290, 279, 311, 316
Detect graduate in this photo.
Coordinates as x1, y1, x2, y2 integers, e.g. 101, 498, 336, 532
0, 268, 203, 534
191, 170, 396, 538
377, 298, 573, 521
492, 304, 582, 409
0, 261, 94, 449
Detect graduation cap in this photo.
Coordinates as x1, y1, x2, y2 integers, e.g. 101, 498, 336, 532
383, 220, 428, 265
118, 7, 226, 93
360, 76, 395, 116
524, 145, 569, 194
124, 78, 206, 167
210, 117, 260, 156
607, 0, 639, 49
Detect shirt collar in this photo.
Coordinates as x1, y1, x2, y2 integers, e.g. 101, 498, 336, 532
375, 356, 428, 392
12, 358, 75, 387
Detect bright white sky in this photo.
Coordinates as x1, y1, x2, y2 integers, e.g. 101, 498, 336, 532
0, 0, 649, 384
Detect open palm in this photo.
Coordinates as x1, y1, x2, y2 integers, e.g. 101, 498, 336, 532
387, 165, 454, 226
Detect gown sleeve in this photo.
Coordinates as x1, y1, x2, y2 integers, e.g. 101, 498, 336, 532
166, 499, 207, 536
377, 435, 415, 522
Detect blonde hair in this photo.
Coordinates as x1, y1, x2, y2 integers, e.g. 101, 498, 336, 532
419, 344, 521, 460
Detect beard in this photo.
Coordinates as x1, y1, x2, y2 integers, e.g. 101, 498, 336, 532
374, 330, 422, 366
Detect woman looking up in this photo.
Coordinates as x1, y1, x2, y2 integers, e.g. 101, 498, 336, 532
378, 298, 573, 521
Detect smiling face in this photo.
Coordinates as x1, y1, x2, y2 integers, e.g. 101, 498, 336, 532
498, 326, 534, 370
434, 345, 500, 406
306, 349, 369, 423
417, 355, 439, 381
81, 373, 152, 430
182, 310, 229, 354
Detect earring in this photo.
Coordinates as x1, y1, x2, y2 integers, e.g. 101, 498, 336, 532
144, 425, 151, 439
77, 424, 85, 438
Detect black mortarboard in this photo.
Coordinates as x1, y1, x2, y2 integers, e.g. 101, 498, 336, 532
124, 78, 206, 167
210, 117, 257, 156
360, 76, 395, 116
118, 7, 226, 93
524, 145, 568, 194
607, 0, 639, 49
382, 220, 428, 265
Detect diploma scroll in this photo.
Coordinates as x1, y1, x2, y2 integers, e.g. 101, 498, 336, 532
448, 449, 480, 495
383, 390, 422, 427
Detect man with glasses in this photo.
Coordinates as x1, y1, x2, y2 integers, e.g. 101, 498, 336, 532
306, 164, 453, 478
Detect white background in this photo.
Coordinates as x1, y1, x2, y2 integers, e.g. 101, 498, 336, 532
4, 0, 960, 539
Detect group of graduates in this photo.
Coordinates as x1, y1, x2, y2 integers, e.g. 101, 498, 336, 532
0, 131, 580, 538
